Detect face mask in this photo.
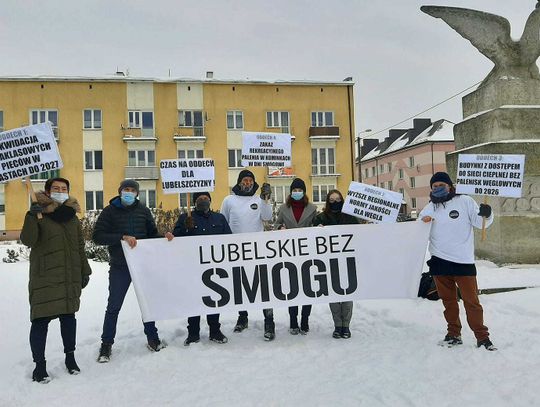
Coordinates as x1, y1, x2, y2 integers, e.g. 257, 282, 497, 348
431, 185, 449, 198
329, 201, 343, 213
291, 191, 304, 201
196, 200, 211, 212
121, 191, 137, 206
50, 192, 69, 204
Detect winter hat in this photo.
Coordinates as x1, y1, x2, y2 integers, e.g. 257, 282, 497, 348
118, 179, 140, 194
193, 192, 211, 202
430, 172, 453, 187
290, 178, 306, 193
237, 169, 255, 184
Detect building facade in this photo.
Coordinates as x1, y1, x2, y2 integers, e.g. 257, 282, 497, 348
0, 75, 355, 231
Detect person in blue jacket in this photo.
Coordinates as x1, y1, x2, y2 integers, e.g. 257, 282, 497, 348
173, 191, 232, 345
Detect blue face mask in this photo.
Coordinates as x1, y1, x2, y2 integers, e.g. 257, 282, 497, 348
291, 191, 304, 201
431, 185, 449, 198
121, 191, 137, 206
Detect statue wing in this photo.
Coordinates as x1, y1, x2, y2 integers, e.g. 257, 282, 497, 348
520, 8, 540, 63
421, 6, 513, 65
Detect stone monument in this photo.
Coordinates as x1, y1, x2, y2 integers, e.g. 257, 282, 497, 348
421, 3, 540, 264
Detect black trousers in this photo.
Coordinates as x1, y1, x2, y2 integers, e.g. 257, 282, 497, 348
30, 314, 76, 363
289, 305, 312, 328
188, 314, 220, 335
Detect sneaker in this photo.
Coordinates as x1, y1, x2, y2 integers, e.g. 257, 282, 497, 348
264, 321, 276, 341
147, 338, 166, 352
209, 330, 228, 344
289, 327, 300, 335
184, 334, 200, 346
97, 343, 112, 363
332, 327, 342, 339
439, 335, 463, 347
233, 317, 248, 333
32, 361, 51, 384
477, 338, 497, 351
341, 327, 352, 339
65, 352, 80, 375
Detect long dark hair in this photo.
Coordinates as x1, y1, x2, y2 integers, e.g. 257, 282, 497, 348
286, 194, 309, 208
323, 189, 344, 215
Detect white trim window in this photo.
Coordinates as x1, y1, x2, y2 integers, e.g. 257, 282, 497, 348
312, 184, 335, 203
139, 189, 156, 208
266, 111, 290, 133
364, 168, 369, 179
271, 185, 288, 204
128, 150, 155, 167
227, 111, 244, 130
31, 169, 60, 180
228, 149, 242, 168
379, 164, 384, 174
128, 111, 154, 136
398, 168, 404, 179
411, 197, 417, 209
380, 182, 385, 189
179, 193, 190, 208
0, 111, 3, 131
311, 147, 335, 175
84, 150, 103, 170
387, 162, 392, 172
178, 110, 204, 136
388, 181, 393, 191
410, 176, 416, 188
85, 191, 104, 211
83, 109, 102, 129
408, 156, 415, 168
399, 188, 405, 196
178, 149, 203, 159
30, 109, 58, 138
311, 111, 334, 127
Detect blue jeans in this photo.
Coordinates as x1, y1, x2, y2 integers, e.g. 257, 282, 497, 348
30, 314, 76, 363
101, 265, 158, 344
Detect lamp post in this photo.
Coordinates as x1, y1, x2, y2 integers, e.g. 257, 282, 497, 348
356, 129, 372, 182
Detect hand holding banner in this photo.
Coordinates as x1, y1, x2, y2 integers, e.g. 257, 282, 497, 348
342, 181, 403, 223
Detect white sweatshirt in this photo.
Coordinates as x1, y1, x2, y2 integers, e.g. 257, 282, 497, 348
220, 194, 273, 233
418, 195, 493, 264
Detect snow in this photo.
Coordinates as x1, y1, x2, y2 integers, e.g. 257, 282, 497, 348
1, 242, 540, 407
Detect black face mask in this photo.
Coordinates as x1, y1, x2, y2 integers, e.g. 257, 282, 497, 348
329, 201, 343, 213
196, 200, 211, 213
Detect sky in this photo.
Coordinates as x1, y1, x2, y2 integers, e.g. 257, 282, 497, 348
1, 0, 539, 141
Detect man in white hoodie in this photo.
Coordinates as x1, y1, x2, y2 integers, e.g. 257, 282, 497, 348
220, 169, 275, 340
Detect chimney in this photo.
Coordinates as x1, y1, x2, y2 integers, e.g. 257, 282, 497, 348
206, 71, 214, 79
408, 118, 432, 142
361, 139, 379, 157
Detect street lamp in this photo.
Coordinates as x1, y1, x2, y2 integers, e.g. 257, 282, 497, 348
356, 129, 372, 182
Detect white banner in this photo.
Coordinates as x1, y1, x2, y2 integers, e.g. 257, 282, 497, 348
342, 181, 402, 223
241, 131, 292, 167
455, 154, 525, 198
123, 222, 430, 322
159, 158, 215, 194
0, 123, 63, 182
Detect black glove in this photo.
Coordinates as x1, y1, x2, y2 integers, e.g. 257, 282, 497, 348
29, 202, 43, 215
82, 275, 90, 289
478, 203, 492, 218
260, 183, 272, 200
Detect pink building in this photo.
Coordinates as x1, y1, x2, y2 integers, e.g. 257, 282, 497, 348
359, 118, 455, 217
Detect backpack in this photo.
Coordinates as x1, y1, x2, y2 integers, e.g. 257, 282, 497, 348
418, 273, 439, 301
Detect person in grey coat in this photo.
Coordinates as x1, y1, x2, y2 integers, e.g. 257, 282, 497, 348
275, 178, 318, 335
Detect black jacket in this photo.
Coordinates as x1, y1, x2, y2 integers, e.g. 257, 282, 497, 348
173, 210, 232, 237
92, 196, 159, 267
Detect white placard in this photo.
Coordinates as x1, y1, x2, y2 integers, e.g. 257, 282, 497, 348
0, 123, 63, 182
241, 131, 292, 167
455, 154, 525, 198
342, 181, 403, 223
123, 222, 430, 322
159, 158, 215, 194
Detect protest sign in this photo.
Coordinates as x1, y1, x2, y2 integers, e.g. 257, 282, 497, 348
160, 158, 215, 194
455, 154, 525, 198
123, 221, 430, 322
241, 131, 292, 167
0, 123, 62, 182
342, 181, 402, 223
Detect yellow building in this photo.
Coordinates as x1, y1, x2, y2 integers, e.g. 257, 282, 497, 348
0, 75, 355, 232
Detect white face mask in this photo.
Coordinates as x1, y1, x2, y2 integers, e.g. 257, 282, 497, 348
50, 192, 69, 204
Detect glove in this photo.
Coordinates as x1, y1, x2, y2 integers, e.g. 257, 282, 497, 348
260, 183, 272, 200
82, 275, 90, 289
478, 203, 492, 218
29, 202, 43, 215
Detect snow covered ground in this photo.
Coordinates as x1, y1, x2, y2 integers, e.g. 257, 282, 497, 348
1, 242, 539, 407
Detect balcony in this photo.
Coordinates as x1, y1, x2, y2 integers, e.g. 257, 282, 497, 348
122, 126, 157, 142
124, 166, 159, 180
309, 126, 340, 140
173, 126, 206, 142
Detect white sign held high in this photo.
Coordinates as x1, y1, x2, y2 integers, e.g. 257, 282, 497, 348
342, 181, 403, 223
0, 123, 63, 182
455, 154, 525, 198
160, 158, 215, 194
241, 131, 292, 167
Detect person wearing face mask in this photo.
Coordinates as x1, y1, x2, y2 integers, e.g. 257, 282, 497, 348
312, 189, 359, 339
20, 177, 92, 383
93, 180, 173, 362
420, 172, 496, 351
220, 169, 275, 340
172, 192, 232, 345
275, 178, 318, 335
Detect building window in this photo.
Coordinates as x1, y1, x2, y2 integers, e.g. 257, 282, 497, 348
364, 168, 369, 179
128, 111, 154, 136
266, 111, 290, 133
370, 167, 376, 177
398, 168, 404, 179
271, 185, 288, 204
311, 111, 334, 127
399, 188, 405, 195
0, 190, 4, 213
179, 193, 189, 208
83, 109, 102, 129
312, 184, 335, 203
387, 162, 392, 172
178, 149, 203, 159
30, 169, 60, 180
84, 151, 103, 170
380, 182, 385, 189
228, 149, 242, 168
311, 147, 335, 175
139, 190, 156, 208
410, 177, 416, 188
0, 111, 3, 131
388, 181, 393, 191
128, 150, 155, 167
30, 109, 58, 137
227, 111, 244, 130
85, 191, 104, 211
411, 197, 417, 209
379, 164, 384, 174
408, 156, 415, 167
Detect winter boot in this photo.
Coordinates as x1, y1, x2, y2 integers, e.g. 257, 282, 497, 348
233, 316, 248, 333
147, 338, 166, 352
289, 318, 299, 335
97, 343, 112, 363
477, 338, 497, 351
438, 335, 463, 348
264, 320, 276, 341
341, 327, 352, 339
65, 352, 80, 375
32, 361, 50, 384
300, 318, 310, 335
209, 329, 229, 344
184, 334, 200, 346
332, 327, 342, 339
289, 327, 300, 335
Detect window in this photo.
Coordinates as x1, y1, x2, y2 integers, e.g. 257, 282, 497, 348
399, 188, 405, 196
179, 193, 189, 208
380, 182, 385, 189
0, 190, 4, 213
178, 149, 203, 159
387, 162, 392, 172
271, 185, 288, 204
398, 169, 404, 179
410, 177, 416, 188
370, 167, 376, 177
227, 111, 244, 130
408, 156, 415, 167
388, 181, 393, 191
312, 184, 335, 203
128, 111, 154, 136
85, 191, 103, 211
379, 164, 384, 174
84, 151, 103, 170
311, 111, 334, 127
30, 169, 60, 180
411, 197, 417, 209
30, 110, 58, 137
83, 109, 102, 129
311, 147, 335, 175
139, 190, 156, 208
128, 150, 155, 167
0, 111, 3, 131
228, 149, 242, 168
364, 168, 369, 179
266, 111, 290, 133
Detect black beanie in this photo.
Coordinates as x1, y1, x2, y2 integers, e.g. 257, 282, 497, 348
193, 192, 211, 202
430, 172, 453, 187
290, 178, 306, 193
118, 179, 140, 194
237, 169, 255, 184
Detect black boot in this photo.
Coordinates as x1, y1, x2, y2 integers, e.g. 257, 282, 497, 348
209, 329, 228, 344
233, 316, 248, 333
97, 343, 112, 363
300, 316, 310, 335
65, 352, 80, 375
264, 320, 276, 341
184, 332, 200, 346
32, 361, 50, 383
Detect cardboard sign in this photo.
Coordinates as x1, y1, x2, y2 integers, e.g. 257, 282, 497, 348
160, 158, 215, 194
455, 154, 525, 198
0, 123, 63, 182
342, 181, 402, 223
241, 131, 292, 167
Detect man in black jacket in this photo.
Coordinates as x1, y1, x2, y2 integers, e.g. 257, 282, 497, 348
93, 180, 172, 362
